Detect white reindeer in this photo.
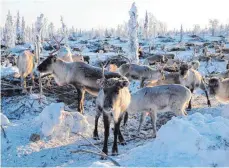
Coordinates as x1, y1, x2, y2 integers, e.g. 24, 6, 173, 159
208, 77, 229, 103
127, 84, 191, 137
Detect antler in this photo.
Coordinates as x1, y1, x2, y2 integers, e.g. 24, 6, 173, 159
48, 36, 65, 56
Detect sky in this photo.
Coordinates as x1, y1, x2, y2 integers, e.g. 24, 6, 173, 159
1, 0, 229, 30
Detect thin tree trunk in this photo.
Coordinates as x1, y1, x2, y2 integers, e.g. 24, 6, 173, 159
36, 35, 42, 95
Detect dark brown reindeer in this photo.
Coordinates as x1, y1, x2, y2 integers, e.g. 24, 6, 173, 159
37, 56, 122, 114
94, 66, 131, 156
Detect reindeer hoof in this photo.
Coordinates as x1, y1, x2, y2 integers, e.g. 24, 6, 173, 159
22, 89, 28, 94
208, 100, 211, 107
111, 152, 118, 156
100, 156, 107, 160
120, 141, 127, 146
187, 108, 191, 111
93, 136, 100, 140
152, 134, 157, 138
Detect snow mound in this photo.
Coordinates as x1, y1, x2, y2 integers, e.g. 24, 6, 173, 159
38, 103, 90, 139
1, 65, 19, 78
221, 105, 229, 118
92, 113, 229, 167
0, 113, 10, 126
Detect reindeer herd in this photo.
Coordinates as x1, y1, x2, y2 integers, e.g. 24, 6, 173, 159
12, 38, 229, 157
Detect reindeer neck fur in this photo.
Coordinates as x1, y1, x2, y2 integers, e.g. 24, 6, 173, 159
52, 59, 71, 86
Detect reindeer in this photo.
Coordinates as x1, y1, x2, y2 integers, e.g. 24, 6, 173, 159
126, 84, 191, 137
94, 69, 131, 156
144, 54, 166, 65
208, 77, 229, 103
37, 56, 122, 114
17, 50, 36, 93
118, 63, 165, 88
144, 72, 180, 87
179, 63, 211, 109
191, 60, 200, 70
71, 54, 84, 62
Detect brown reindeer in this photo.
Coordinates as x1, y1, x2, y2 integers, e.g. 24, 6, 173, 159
37, 56, 122, 114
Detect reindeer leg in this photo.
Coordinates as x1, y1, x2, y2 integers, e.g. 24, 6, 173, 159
119, 114, 126, 145
102, 114, 111, 158
187, 88, 194, 110
112, 117, 122, 156
21, 76, 27, 93
200, 82, 211, 107
123, 111, 128, 129
30, 73, 35, 87
137, 112, 146, 135
76, 88, 85, 114
149, 111, 157, 138
93, 106, 102, 140
140, 78, 146, 88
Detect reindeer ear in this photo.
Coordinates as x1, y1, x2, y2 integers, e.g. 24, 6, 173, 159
219, 77, 223, 82
117, 80, 129, 88
53, 56, 57, 62
97, 78, 105, 88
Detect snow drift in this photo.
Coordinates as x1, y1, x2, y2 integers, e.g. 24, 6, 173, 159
92, 112, 229, 167
38, 103, 90, 139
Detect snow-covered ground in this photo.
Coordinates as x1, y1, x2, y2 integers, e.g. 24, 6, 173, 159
1, 34, 229, 167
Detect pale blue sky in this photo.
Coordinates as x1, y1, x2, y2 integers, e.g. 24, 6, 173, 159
1, 0, 229, 30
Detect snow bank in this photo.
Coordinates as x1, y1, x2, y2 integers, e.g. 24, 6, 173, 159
38, 103, 90, 139
1, 65, 19, 78
92, 113, 229, 167
221, 105, 229, 118
0, 113, 10, 126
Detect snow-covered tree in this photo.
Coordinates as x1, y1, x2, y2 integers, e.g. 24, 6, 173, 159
25, 26, 32, 43
128, 2, 139, 64
116, 24, 122, 37
180, 24, 183, 42
48, 22, 55, 39
193, 24, 200, 35
35, 14, 45, 37
144, 11, 149, 39
148, 13, 157, 38
21, 16, 26, 44
60, 16, 68, 43
209, 19, 219, 36
4, 11, 16, 48
16, 11, 21, 44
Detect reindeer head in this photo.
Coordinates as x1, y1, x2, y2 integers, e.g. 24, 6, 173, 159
97, 76, 129, 113
208, 77, 220, 95
37, 56, 57, 73
179, 63, 191, 78
155, 63, 165, 80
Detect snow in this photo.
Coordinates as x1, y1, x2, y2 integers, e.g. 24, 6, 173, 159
1, 113, 10, 126
91, 112, 229, 167
221, 105, 229, 118
37, 103, 90, 138
38, 103, 64, 137
1, 65, 19, 78
1, 31, 229, 167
